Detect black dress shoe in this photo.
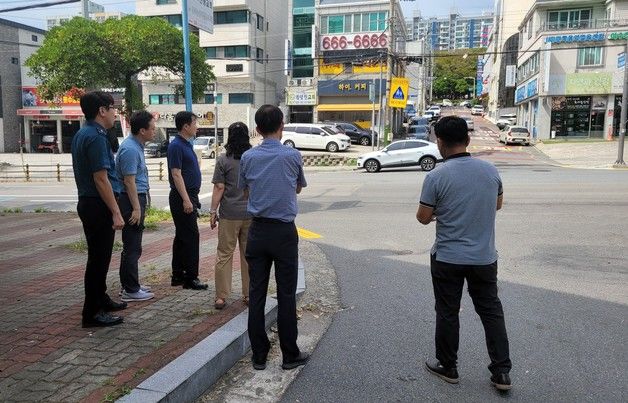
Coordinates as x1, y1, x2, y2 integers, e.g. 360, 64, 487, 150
171, 276, 184, 287
104, 300, 127, 311
82, 312, 123, 328
183, 279, 208, 290
282, 352, 310, 370
251, 356, 267, 370
491, 373, 512, 391
425, 360, 459, 384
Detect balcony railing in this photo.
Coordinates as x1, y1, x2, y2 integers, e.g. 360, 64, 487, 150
536, 18, 628, 36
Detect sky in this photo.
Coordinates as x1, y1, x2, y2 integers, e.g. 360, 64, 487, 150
1, 0, 495, 31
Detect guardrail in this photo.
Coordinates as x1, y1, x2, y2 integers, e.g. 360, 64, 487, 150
0, 162, 167, 182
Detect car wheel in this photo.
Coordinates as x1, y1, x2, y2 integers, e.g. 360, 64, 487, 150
284, 140, 295, 148
359, 136, 370, 146
420, 156, 436, 171
326, 142, 339, 152
364, 159, 380, 173
210, 151, 215, 158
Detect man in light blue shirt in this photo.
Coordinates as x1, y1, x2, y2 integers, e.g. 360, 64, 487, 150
116, 111, 156, 302
238, 105, 309, 371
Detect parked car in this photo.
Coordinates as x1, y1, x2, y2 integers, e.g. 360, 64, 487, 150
323, 121, 377, 146
356, 139, 442, 173
144, 138, 169, 158
428, 105, 442, 117
410, 116, 431, 126
496, 114, 517, 129
404, 104, 417, 122
462, 116, 475, 131
406, 124, 430, 140
459, 100, 472, 108
499, 125, 531, 145
422, 111, 436, 121
441, 99, 453, 107
193, 136, 218, 158
37, 134, 59, 153
471, 105, 484, 116
282, 123, 351, 152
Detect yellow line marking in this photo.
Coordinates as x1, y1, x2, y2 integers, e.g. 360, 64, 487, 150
297, 227, 322, 239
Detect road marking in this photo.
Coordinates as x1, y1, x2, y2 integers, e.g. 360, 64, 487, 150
297, 227, 322, 239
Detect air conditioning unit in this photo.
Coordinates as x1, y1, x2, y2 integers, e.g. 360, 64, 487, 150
289, 79, 298, 86
301, 79, 313, 86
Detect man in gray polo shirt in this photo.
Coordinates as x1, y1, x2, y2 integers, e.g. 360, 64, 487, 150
417, 116, 512, 391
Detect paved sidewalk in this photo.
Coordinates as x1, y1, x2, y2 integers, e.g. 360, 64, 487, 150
0, 212, 247, 402
535, 140, 627, 169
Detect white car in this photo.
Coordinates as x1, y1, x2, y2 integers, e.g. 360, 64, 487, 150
282, 123, 351, 152
193, 136, 217, 158
428, 106, 442, 117
441, 99, 453, 107
357, 139, 442, 173
496, 114, 517, 129
471, 105, 484, 116
499, 125, 531, 145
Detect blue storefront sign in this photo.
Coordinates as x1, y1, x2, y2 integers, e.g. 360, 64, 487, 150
526, 78, 538, 99
318, 79, 384, 97
545, 32, 605, 44
515, 86, 526, 103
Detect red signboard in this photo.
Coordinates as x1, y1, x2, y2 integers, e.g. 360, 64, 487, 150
21, 86, 81, 107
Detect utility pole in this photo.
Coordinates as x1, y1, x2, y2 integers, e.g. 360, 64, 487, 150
81, 0, 89, 19
385, 0, 394, 142
181, 0, 193, 112
615, 42, 627, 166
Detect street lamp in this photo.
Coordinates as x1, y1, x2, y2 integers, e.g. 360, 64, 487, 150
464, 76, 476, 99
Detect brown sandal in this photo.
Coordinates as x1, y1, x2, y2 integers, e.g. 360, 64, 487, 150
214, 298, 226, 310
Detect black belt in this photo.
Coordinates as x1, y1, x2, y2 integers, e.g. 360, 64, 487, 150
253, 216, 293, 224
121, 192, 147, 196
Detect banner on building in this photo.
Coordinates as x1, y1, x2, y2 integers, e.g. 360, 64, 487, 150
286, 87, 317, 105
389, 77, 409, 109
187, 0, 213, 34
476, 56, 484, 97
320, 63, 343, 75
505, 65, 516, 88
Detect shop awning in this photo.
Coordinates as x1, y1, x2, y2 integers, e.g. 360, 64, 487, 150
317, 104, 375, 112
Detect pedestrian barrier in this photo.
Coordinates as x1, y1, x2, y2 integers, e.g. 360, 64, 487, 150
0, 161, 166, 182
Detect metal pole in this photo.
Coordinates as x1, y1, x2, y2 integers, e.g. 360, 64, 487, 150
181, 0, 193, 112
378, 54, 384, 150
616, 42, 627, 166
371, 76, 376, 151
386, 0, 394, 139
81, 0, 89, 19
214, 86, 219, 158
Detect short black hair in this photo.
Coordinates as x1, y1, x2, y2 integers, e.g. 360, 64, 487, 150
130, 110, 154, 135
255, 105, 283, 135
80, 91, 114, 120
175, 111, 196, 131
434, 116, 469, 147
225, 122, 251, 160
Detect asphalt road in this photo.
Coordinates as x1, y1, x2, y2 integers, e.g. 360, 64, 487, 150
279, 115, 628, 401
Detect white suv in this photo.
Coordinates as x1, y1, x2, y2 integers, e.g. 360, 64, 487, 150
282, 124, 351, 152
471, 105, 484, 116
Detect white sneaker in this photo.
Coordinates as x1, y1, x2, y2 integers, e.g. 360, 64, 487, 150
119, 285, 152, 296
120, 289, 154, 302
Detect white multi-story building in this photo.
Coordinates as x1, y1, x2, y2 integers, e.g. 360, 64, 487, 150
407, 12, 493, 50
515, 0, 628, 140
136, 0, 288, 140
47, 11, 126, 29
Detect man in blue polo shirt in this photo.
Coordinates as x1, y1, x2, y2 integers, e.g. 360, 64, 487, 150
116, 110, 156, 302
167, 111, 207, 290
238, 105, 309, 371
417, 116, 512, 391
72, 91, 126, 328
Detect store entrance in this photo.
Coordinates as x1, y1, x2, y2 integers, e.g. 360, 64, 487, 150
61, 120, 80, 153
289, 106, 313, 123
30, 120, 57, 153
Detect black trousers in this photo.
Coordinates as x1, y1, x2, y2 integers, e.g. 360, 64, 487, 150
118, 193, 147, 293
77, 197, 115, 319
169, 189, 200, 281
246, 218, 300, 361
430, 255, 512, 374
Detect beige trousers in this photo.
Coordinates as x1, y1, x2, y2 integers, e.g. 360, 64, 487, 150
214, 218, 252, 299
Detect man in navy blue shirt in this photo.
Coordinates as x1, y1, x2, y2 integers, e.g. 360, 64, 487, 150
72, 91, 127, 328
116, 110, 156, 302
238, 105, 309, 371
167, 111, 207, 290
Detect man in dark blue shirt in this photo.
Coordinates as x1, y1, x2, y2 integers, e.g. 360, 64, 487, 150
238, 105, 309, 371
72, 91, 127, 328
167, 111, 207, 290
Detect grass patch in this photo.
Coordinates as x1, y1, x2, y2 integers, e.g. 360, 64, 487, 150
345, 158, 357, 166
34, 207, 50, 213
144, 206, 172, 230
2, 207, 23, 213
66, 238, 87, 253
102, 385, 131, 402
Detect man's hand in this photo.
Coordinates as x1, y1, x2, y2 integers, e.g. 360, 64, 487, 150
183, 199, 194, 214
129, 209, 141, 225
112, 211, 125, 230
210, 213, 218, 229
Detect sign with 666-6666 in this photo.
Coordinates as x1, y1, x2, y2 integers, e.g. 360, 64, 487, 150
320, 33, 388, 51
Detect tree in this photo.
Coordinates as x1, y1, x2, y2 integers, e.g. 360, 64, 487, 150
432, 48, 484, 100
26, 15, 214, 118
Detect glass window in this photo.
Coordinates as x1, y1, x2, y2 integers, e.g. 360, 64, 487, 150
405, 141, 427, 149
283, 126, 296, 132
328, 16, 344, 33
311, 127, 323, 135
353, 14, 361, 32
204, 93, 222, 104
257, 14, 264, 30
577, 47, 603, 66
378, 12, 387, 31
296, 126, 311, 134
149, 95, 160, 105
344, 14, 352, 33
320, 16, 328, 34
215, 10, 249, 24
156, 0, 176, 4
386, 142, 405, 151
229, 93, 253, 104
163, 14, 182, 27
224, 45, 249, 58
361, 13, 369, 31
369, 13, 378, 31
205, 47, 216, 58
256, 48, 264, 63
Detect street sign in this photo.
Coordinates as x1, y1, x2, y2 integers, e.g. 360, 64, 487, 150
618, 52, 625, 69
388, 77, 409, 108
187, 0, 213, 34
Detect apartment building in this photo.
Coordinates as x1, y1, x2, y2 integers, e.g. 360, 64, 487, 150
136, 0, 288, 140
407, 12, 493, 50
47, 11, 126, 29
314, 0, 407, 130
515, 0, 628, 140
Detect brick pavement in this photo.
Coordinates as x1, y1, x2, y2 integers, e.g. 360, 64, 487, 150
0, 212, 247, 402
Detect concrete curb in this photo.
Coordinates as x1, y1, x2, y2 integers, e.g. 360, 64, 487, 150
118, 259, 306, 403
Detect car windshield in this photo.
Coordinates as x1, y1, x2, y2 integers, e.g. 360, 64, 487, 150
195, 138, 209, 145
511, 128, 529, 133
322, 126, 339, 134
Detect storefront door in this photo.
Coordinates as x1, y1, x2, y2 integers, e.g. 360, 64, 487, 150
62, 120, 80, 153
30, 120, 57, 152
550, 96, 591, 137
